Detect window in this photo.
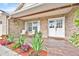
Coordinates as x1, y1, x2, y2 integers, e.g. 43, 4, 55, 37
33, 22, 38, 31
26, 21, 40, 33
28, 22, 32, 32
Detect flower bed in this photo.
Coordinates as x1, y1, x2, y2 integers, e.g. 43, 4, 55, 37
0, 40, 48, 56
0, 33, 48, 56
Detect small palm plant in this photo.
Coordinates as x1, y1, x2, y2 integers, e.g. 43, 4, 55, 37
32, 31, 43, 56
13, 35, 26, 49
7, 35, 14, 44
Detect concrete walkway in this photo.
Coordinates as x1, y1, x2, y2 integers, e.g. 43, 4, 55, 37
0, 45, 20, 56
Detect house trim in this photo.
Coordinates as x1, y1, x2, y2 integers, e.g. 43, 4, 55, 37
13, 3, 79, 19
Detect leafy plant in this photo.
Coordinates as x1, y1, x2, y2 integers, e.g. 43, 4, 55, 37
69, 32, 79, 48
13, 35, 26, 49
74, 9, 79, 27
32, 31, 43, 55
12, 42, 21, 49
7, 35, 14, 43
18, 35, 26, 45
75, 9, 79, 16
69, 9, 79, 48
74, 18, 79, 27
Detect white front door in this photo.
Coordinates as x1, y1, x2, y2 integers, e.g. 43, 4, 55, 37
0, 21, 2, 36
48, 17, 65, 37
48, 20, 56, 37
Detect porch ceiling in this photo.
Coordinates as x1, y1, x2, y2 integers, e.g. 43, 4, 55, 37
12, 7, 72, 20
19, 7, 72, 20
11, 3, 79, 20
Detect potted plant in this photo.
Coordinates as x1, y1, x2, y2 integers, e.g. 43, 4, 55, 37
30, 31, 48, 56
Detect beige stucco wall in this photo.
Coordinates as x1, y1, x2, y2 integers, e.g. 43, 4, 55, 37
9, 19, 25, 38
40, 18, 48, 38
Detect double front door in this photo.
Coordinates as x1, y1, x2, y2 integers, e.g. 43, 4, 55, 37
48, 17, 65, 37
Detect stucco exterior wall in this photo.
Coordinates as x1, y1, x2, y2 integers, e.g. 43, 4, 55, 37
9, 19, 25, 38
40, 18, 48, 38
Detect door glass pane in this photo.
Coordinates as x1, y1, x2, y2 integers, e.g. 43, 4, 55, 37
56, 20, 62, 28
33, 26, 37, 31
33, 22, 38, 31
49, 21, 55, 28
28, 27, 32, 31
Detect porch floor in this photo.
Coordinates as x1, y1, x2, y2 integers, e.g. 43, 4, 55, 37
27, 37, 79, 56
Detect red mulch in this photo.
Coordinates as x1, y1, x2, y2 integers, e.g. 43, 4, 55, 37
0, 39, 48, 56
39, 50, 48, 56
16, 47, 34, 56
7, 43, 15, 49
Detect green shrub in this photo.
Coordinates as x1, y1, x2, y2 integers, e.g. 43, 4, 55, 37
74, 18, 79, 27
69, 9, 79, 48
32, 31, 43, 55
69, 32, 79, 48
7, 35, 14, 43
13, 35, 26, 49
74, 9, 79, 27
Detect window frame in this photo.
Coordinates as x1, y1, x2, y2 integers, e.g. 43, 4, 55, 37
25, 20, 40, 33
